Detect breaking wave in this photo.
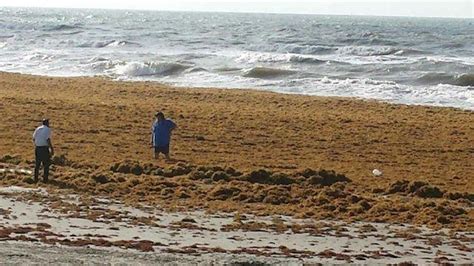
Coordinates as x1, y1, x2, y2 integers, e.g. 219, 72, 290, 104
46, 24, 82, 31
417, 73, 474, 87
237, 52, 331, 65
243, 67, 296, 79
337, 46, 426, 56
276, 44, 336, 55
0, 7, 472, 109
79, 40, 141, 48
115, 62, 190, 77
454, 73, 474, 87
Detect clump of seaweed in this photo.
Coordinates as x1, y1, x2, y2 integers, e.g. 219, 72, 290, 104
208, 185, 241, 201
110, 160, 144, 175
51, 154, 71, 166
238, 169, 297, 185
386, 180, 444, 198
0, 154, 22, 165
301, 168, 351, 186
444, 192, 474, 202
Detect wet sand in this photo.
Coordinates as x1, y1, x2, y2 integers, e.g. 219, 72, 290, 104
0, 72, 473, 232
0, 187, 472, 264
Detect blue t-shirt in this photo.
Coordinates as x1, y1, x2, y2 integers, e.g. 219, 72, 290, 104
152, 119, 176, 147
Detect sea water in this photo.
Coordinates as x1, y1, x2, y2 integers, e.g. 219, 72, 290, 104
0, 7, 473, 109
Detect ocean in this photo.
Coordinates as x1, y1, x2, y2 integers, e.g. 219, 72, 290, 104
0, 7, 473, 109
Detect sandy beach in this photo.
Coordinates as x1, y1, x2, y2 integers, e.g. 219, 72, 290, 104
0, 186, 472, 264
0, 72, 473, 263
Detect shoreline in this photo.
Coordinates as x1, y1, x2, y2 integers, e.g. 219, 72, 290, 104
0, 71, 473, 231
2, 71, 473, 112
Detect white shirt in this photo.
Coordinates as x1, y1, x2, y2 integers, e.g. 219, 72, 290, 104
33, 125, 51, 147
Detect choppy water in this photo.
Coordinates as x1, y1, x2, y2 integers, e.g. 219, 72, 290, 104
1, 7, 473, 109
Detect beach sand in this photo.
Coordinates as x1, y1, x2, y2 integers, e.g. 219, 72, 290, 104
0, 72, 473, 234
0, 186, 472, 264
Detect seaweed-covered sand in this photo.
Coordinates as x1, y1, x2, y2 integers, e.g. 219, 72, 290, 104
0, 186, 472, 264
0, 72, 473, 262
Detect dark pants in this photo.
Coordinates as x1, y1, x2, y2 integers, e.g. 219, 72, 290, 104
34, 146, 50, 182
154, 145, 170, 155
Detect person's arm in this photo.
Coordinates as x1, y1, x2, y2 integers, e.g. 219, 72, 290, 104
150, 124, 155, 146
168, 122, 177, 136
170, 121, 177, 132
32, 129, 37, 144
47, 128, 53, 156
47, 138, 54, 157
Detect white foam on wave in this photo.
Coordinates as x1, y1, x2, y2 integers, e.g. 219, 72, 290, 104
235, 51, 327, 65
282, 44, 336, 55
87, 56, 109, 63
85, 58, 123, 73
23, 52, 55, 61
114, 61, 190, 77
425, 56, 474, 66
242, 66, 297, 78
399, 84, 474, 108
277, 77, 474, 110
236, 51, 292, 64
248, 43, 336, 55
337, 46, 399, 56
78, 40, 140, 48
0, 8, 472, 110
160, 70, 474, 110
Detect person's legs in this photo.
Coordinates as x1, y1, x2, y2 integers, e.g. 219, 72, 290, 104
164, 144, 170, 160
154, 146, 170, 160
43, 151, 50, 182
35, 147, 50, 183
34, 147, 41, 182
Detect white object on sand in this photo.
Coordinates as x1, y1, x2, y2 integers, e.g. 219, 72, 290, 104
0, 168, 33, 175
0, 186, 48, 195
372, 169, 383, 177
18, 169, 33, 175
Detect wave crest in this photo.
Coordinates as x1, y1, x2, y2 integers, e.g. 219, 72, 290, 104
46, 24, 82, 31
454, 73, 474, 87
236, 52, 328, 65
115, 62, 190, 77
79, 40, 141, 48
282, 44, 336, 55
243, 67, 296, 79
416, 73, 474, 87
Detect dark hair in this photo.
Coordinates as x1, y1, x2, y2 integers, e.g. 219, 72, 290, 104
42, 119, 49, 126
155, 112, 165, 119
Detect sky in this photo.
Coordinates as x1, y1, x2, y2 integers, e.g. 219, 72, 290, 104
0, 0, 473, 18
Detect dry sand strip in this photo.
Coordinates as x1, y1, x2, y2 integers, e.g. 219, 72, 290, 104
0, 187, 473, 264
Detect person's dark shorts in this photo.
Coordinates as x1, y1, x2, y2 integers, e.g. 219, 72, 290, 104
35, 146, 51, 164
154, 145, 169, 154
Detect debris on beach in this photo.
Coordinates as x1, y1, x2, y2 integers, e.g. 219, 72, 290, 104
0, 156, 472, 232
0, 186, 473, 264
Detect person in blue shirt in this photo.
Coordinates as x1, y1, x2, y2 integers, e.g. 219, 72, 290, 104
151, 112, 177, 160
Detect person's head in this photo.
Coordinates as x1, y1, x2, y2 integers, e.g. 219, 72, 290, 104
155, 112, 165, 121
42, 118, 50, 127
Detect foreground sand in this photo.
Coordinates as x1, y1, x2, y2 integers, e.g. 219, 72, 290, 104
1, 187, 472, 264
0, 72, 473, 232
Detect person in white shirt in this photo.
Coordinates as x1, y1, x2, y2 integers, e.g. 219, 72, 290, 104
32, 119, 54, 183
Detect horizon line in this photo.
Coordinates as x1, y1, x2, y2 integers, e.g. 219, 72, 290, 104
2, 5, 473, 20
